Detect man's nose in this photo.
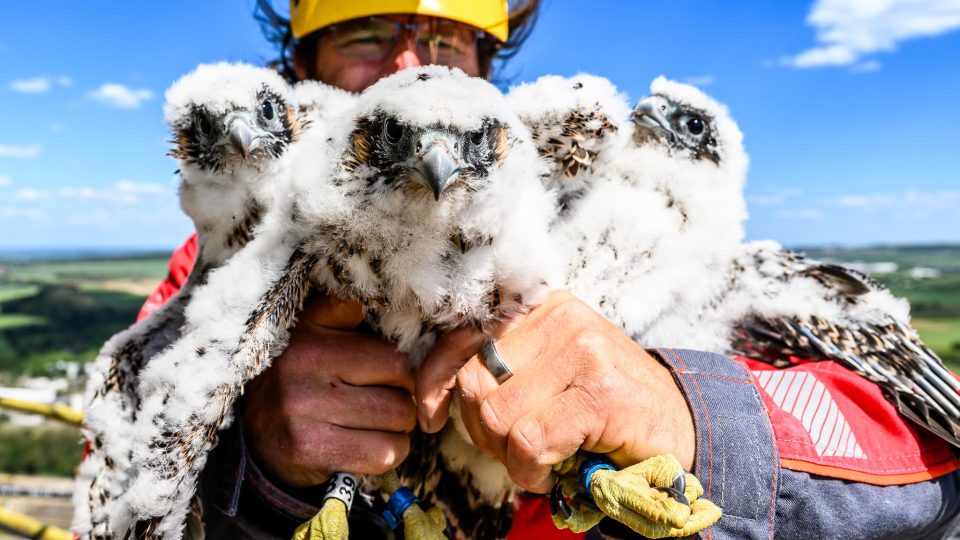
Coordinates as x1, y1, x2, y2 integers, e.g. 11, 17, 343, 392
393, 47, 422, 71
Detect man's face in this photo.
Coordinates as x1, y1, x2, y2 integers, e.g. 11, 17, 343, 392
296, 14, 483, 92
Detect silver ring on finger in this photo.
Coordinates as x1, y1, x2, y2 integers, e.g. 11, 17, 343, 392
480, 339, 513, 384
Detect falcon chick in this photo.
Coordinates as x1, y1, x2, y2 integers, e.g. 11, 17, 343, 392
554, 76, 748, 346
572, 77, 960, 450
74, 63, 322, 540
166, 61, 307, 265
289, 65, 559, 360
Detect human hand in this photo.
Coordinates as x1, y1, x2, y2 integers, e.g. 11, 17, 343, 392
416, 290, 695, 493
242, 294, 416, 488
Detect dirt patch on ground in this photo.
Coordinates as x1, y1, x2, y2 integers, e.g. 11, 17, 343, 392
81, 278, 158, 297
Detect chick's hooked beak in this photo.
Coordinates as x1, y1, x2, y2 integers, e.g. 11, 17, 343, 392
412, 130, 463, 200
223, 111, 258, 158
632, 96, 675, 143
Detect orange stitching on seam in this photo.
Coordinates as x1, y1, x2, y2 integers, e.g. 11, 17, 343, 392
664, 349, 715, 540
764, 396, 778, 540
698, 373, 752, 385
670, 370, 750, 385
739, 356, 780, 540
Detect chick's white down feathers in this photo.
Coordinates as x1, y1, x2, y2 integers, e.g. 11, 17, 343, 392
508, 74, 748, 347
294, 66, 561, 357
75, 63, 354, 540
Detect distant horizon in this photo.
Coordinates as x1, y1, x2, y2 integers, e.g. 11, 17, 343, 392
2, 241, 960, 263
0, 246, 174, 262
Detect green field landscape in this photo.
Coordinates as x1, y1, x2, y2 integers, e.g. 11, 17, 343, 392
0, 245, 958, 479
0, 253, 169, 378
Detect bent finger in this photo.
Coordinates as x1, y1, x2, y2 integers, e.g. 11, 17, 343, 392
285, 328, 414, 391
416, 326, 485, 432
320, 384, 417, 433
504, 387, 610, 493
456, 354, 508, 456
285, 424, 412, 486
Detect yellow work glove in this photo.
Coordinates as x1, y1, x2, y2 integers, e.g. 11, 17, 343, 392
292, 473, 357, 540
380, 470, 447, 540
292, 499, 349, 540
552, 454, 722, 539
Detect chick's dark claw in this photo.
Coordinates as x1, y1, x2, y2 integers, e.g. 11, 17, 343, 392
550, 474, 606, 532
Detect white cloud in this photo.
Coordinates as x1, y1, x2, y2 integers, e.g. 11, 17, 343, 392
831, 188, 960, 212
0, 175, 11, 187
786, 44, 857, 67
682, 75, 716, 87
0, 144, 42, 159
0, 206, 47, 222
9, 75, 73, 93
10, 77, 51, 93
89, 83, 154, 109
0, 180, 177, 236
781, 0, 960, 68
851, 59, 883, 72
777, 208, 826, 221
56, 180, 171, 205
13, 187, 47, 202
747, 187, 803, 206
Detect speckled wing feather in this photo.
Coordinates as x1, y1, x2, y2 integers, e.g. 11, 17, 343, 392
79, 200, 269, 539
530, 108, 618, 181
77, 260, 212, 540
128, 244, 316, 538
731, 249, 960, 447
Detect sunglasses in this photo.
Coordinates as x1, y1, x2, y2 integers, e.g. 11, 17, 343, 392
322, 16, 484, 65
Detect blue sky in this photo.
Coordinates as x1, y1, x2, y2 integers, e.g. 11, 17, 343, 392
1, 0, 958, 249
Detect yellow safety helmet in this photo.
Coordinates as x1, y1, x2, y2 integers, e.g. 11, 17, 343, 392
290, 0, 509, 42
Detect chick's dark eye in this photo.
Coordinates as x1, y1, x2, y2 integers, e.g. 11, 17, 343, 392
686, 116, 705, 135
196, 114, 212, 135
384, 117, 404, 144
470, 130, 485, 146
262, 100, 275, 121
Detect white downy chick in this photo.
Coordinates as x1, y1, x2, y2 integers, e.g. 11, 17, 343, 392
78, 64, 353, 540
557, 76, 748, 349
74, 62, 306, 540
